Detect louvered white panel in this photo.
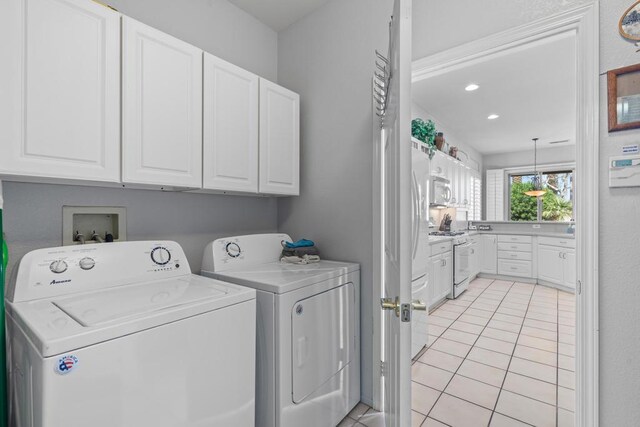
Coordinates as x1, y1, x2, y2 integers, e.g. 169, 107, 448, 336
486, 169, 504, 221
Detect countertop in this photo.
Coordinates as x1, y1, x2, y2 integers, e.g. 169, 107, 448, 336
472, 230, 575, 239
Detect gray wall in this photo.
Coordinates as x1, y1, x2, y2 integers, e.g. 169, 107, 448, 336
598, 1, 640, 423
2, 0, 280, 279
3, 182, 277, 279
415, 0, 640, 423
276, 0, 393, 405
482, 145, 576, 172
108, 0, 278, 81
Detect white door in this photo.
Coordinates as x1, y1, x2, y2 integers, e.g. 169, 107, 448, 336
259, 79, 300, 195
563, 249, 576, 289
0, 0, 120, 183
203, 53, 259, 193
122, 17, 203, 188
479, 235, 498, 274
440, 252, 453, 300
380, 0, 412, 425
538, 245, 564, 285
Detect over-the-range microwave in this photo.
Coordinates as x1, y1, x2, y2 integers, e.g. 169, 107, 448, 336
430, 175, 451, 207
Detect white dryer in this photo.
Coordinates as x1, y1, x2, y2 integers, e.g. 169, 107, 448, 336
201, 234, 360, 427
6, 241, 256, 427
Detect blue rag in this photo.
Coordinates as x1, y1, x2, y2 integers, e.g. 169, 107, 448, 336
283, 239, 315, 248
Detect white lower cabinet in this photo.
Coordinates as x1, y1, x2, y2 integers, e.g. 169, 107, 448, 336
122, 17, 203, 188
479, 235, 498, 274
0, 0, 121, 183
538, 243, 575, 290
203, 53, 259, 193
469, 237, 480, 278
259, 79, 300, 195
428, 246, 453, 308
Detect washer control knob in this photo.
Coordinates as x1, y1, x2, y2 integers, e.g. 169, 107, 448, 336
151, 247, 171, 265
226, 242, 241, 258
49, 260, 68, 274
79, 257, 96, 270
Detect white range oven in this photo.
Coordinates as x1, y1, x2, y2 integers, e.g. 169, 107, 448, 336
453, 236, 472, 298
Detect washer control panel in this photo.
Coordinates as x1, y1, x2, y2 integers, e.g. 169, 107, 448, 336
8, 241, 190, 303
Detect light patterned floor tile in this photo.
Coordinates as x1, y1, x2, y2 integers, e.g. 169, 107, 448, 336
558, 368, 575, 390
558, 408, 575, 427
450, 320, 485, 334
475, 336, 516, 355
412, 362, 454, 391
489, 412, 530, 426
427, 324, 447, 337
412, 411, 426, 427
423, 417, 448, 427
559, 342, 575, 357
458, 314, 490, 326
488, 319, 522, 333
411, 381, 441, 415
502, 372, 556, 405
513, 345, 557, 367
441, 328, 479, 345
520, 326, 557, 341
492, 313, 524, 325
430, 338, 472, 358
429, 316, 454, 328
495, 390, 556, 427
508, 356, 556, 384
524, 318, 557, 332
517, 334, 558, 352
445, 374, 501, 409
466, 347, 512, 370
558, 354, 575, 371
482, 327, 519, 343
419, 349, 464, 373
429, 393, 493, 427
347, 402, 370, 421
465, 308, 495, 319
558, 386, 575, 411
457, 359, 506, 387
359, 410, 385, 427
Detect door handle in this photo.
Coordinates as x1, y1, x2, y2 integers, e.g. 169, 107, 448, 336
411, 300, 427, 311
381, 297, 400, 317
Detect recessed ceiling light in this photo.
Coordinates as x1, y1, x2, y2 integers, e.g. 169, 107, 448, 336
487, 114, 500, 120
465, 84, 479, 91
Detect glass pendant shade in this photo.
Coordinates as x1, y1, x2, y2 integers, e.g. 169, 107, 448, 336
525, 138, 546, 197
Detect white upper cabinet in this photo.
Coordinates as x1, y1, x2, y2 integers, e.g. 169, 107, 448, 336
203, 54, 259, 193
0, 0, 121, 183
122, 17, 203, 188
259, 79, 300, 195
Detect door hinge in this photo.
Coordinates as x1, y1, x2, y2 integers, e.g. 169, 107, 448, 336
577, 279, 582, 295
91, 0, 118, 11
380, 360, 386, 377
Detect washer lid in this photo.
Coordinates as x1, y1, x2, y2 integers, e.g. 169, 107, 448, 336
6, 275, 255, 357
54, 277, 226, 327
205, 260, 359, 294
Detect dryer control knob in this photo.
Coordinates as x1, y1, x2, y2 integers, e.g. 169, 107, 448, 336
50, 260, 68, 274
226, 242, 241, 258
151, 247, 171, 265
79, 257, 96, 270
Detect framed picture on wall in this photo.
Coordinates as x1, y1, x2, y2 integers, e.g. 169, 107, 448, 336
608, 63, 640, 132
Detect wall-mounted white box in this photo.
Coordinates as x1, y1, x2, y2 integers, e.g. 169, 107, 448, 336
609, 155, 640, 188
62, 206, 127, 245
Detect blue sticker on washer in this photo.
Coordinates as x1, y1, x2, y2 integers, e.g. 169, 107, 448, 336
55, 355, 79, 375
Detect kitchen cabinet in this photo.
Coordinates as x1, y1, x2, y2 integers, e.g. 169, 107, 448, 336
259, 79, 300, 195
479, 234, 498, 274
0, 0, 121, 183
203, 53, 259, 193
428, 242, 453, 308
122, 17, 203, 188
537, 238, 576, 289
469, 237, 480, 278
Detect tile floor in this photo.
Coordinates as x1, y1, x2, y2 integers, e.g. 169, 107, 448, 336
412, 277, 575, 427
338, 278, 575, 427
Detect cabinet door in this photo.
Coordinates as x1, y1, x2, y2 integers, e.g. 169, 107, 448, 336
563, 249, 576, 289
537, 245, 564, 285
259, 79, 300, 195
0, 0, 120, 182
440, 252, 453, 299
203, 53, 259, 192
469, 241, 479, 278
479, 235, 498, 274
428, 256, 441, 307
122, 17, 203, 188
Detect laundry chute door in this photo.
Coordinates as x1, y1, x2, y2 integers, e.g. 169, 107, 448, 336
380, 0, 413, 426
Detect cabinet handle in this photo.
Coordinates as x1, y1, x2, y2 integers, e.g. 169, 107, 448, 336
511, 246, 518, 249
559, 252, 563, 259
562, 252, 567, 259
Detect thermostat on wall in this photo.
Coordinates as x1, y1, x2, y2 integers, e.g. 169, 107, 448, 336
609, 155, 640, 187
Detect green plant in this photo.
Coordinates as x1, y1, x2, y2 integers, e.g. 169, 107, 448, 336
510, 182, 538, 221
411, 118, 436, 145
542, 192, 573, 221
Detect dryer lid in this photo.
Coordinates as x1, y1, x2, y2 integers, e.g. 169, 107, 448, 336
204, 260, 359, 294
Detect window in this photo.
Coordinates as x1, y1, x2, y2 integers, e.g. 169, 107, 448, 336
509, 169, 574, 222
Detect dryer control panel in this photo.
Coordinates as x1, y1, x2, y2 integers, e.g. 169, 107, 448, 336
7, 241, 189, 303
201, 233, 292, 273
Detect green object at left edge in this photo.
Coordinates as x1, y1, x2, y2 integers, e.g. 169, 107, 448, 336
1, 212, 8, 427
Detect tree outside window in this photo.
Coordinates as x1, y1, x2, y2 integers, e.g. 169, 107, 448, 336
509, 170, 573, 221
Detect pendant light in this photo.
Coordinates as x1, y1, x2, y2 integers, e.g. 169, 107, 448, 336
524, 138, 547, 197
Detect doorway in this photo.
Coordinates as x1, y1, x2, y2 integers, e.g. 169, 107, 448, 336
371, 4, 599, 427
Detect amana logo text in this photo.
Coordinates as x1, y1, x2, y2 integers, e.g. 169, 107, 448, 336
49, 279, 71, 285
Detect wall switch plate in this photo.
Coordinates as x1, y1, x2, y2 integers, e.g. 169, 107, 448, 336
62, 206, 126, 245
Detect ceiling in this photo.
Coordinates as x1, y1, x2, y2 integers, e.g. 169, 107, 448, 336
412, 33, 576, 155
228, 0, 331, 31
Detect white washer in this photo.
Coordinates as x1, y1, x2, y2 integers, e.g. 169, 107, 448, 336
6, 241, 256, 427
201, 233, 360, 427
